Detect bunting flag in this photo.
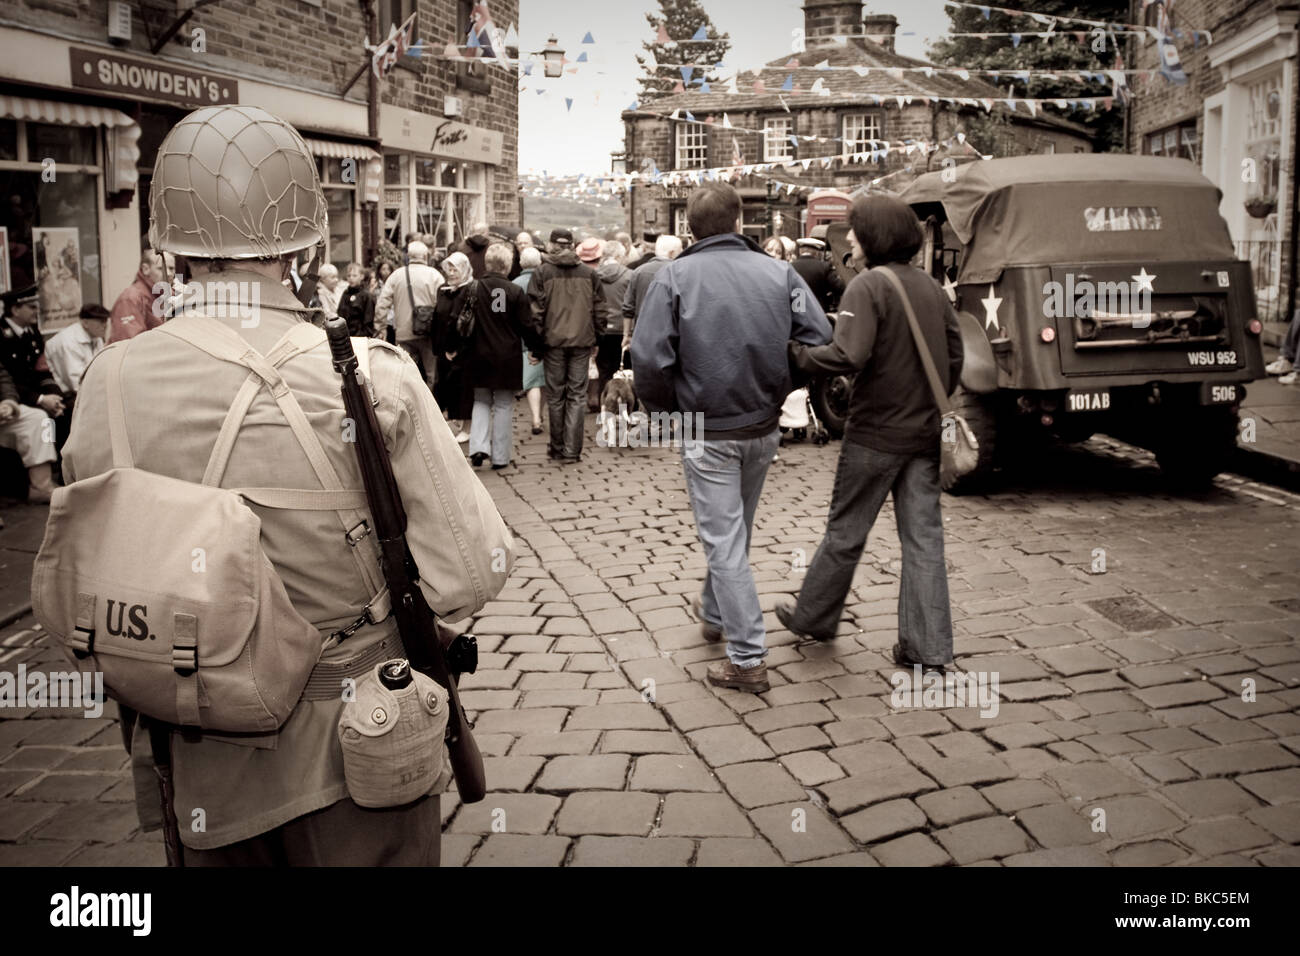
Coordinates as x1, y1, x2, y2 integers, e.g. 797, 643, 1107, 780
582, 31, 594, 43
1156, 6, 1187, 84
371, 11, 417, 79
692, 25, 707, 42
657, 23, 671, 44
731, 136, 744, 166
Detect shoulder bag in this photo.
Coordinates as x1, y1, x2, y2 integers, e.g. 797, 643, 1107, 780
875, 266, 979, 490
406, 262, 437, 338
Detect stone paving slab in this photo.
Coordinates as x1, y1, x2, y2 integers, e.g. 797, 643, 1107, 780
3, 416, 1300, 866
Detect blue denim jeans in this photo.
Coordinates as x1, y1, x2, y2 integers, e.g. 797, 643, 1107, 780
787, 440, 954, 665
681, 429, 781, 668
544, 347, 590, 459
470, 388, 514, 465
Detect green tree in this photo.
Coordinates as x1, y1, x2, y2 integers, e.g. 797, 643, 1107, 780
637, 0, 731, 101
928, 1, 1130, 153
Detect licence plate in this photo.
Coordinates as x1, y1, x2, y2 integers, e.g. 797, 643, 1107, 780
1066, 389, 1111, 412
1201, 382, 1240, 405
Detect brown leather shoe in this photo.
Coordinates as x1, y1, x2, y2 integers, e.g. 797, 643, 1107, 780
706, 659, 769, 694
692, 595, 722, 643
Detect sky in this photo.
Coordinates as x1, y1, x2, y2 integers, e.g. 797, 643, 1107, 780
517, 0, 954, 178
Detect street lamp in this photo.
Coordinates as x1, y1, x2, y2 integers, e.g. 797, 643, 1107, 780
538, 35, 565, 78
610, 152, 627, 176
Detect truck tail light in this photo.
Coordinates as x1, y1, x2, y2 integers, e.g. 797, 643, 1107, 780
1247, 319, 1262, 335
1041, 327, 1056, 343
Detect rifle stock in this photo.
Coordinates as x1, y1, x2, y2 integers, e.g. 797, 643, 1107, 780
325, 316, 486, 804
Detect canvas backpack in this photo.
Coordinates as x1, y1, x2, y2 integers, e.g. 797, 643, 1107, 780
31, 316, 387, 733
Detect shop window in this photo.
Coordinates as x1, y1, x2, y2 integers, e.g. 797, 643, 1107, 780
384, 152, 408, 184
26, 125, 96, 167
0, 123, 16, 162
325, 188, 355, 270
764, 117, 794, 162
676, 123, 707, 170
415, 157, 438, 186
441, 161, 460, 188
0, 120, 102, 332
1242, 72, 1283, 216
841, 113, 882, 154
1144, 120, 1197, 162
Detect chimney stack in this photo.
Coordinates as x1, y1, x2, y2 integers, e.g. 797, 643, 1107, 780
803, 0, 865, 46
861, 14, 898, 53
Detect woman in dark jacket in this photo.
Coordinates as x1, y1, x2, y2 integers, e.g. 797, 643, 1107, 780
432, 252, 475, 426
776, 194, 964, 670
458, 243, 545, 468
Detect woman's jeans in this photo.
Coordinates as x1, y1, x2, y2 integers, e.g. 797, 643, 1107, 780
470, 388, 514, 465
790, 439, 954, 665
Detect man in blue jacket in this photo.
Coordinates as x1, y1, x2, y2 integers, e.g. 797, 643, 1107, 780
632, 183, 831, 693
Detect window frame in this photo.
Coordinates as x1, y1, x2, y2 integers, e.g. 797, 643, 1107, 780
840, 112, 883, 155
675, 122, 708, 170
1143, 119, 1197, 162
763, 116, 794, 162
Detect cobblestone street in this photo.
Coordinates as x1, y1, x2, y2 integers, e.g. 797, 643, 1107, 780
2, 413, 1299, 867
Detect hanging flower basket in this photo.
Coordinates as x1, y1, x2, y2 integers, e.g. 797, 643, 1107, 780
1245, 195, 1277, 219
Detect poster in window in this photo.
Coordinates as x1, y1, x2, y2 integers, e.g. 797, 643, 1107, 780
0, 227, 9, 294
32, 227, 82, 334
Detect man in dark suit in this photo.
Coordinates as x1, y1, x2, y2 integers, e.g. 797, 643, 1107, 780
0, 285, 62, 501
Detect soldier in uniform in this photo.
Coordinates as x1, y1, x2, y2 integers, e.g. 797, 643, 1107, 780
61, 105, 514, 865
0, 285, 63, 502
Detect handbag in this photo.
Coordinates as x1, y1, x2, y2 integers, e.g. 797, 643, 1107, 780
405, 260, 437, 338
455, 280, 480, 340
874, 266, 979, 490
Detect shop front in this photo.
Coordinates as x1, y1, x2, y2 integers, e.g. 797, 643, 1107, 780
378, 106, 502, 250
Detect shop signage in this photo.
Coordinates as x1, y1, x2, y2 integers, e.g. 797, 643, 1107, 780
378, 106, 502, 165
70, 48, 238, 106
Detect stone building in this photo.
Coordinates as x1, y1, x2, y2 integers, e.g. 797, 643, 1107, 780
1127, 0, 1297, 323
621, 0, 1094, 242
0, 0, 518, 329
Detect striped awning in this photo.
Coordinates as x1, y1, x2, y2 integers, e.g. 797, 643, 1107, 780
0, 94, 135, 129
303, 138, 380, 161
0, 94, 139, 192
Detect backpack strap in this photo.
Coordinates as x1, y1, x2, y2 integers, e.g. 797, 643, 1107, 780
100, 344, 135, 469
158, 316, 387, 610
159, 317, 346, 494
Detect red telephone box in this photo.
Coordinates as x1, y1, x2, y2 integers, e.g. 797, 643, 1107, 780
805, 190, 853, 237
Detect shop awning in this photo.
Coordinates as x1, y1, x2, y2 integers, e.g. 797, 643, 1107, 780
303, 138, 380, 161
0, 94, 139, 193
0, 94, 134, 129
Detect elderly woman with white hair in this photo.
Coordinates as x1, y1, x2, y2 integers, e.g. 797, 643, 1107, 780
458, 242, 545, 469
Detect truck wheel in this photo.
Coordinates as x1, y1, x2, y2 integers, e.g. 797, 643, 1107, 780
944, 387, 999, 494
1155, 407, 1237, 489
811, 374, 853, 439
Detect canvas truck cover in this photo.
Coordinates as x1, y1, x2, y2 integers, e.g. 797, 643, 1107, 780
899, 155, 1235, 285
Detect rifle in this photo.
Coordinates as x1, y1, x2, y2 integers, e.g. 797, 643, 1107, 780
324, 316, 487, 803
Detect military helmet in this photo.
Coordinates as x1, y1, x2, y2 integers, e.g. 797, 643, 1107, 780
149, 105, 327, 259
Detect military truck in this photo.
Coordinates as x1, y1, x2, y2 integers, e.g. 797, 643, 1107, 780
828, 155, 1266, 490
